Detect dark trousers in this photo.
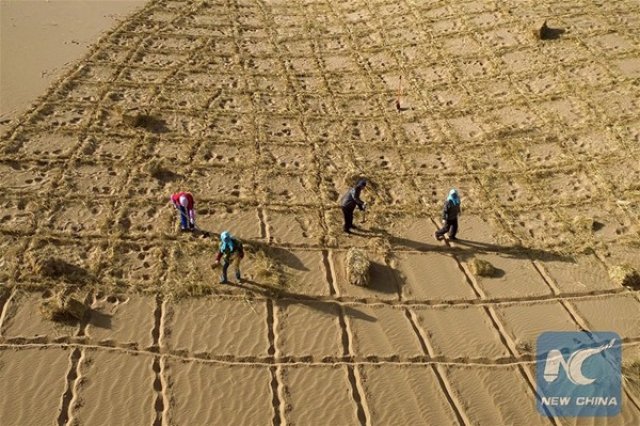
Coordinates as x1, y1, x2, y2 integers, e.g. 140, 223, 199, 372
342, 206, 355, 231
436, 218, 458, 238
221, 255, 241, 282
178, 206, 188, 230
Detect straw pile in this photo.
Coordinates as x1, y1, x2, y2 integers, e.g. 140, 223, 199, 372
470, 258, 498, 277
608, 265, 640, 289
254, 249, 286, 287
623, 359, 640, 397
40, 294, 88, 322
346, 248, 370, 287
122, 107, 165, 132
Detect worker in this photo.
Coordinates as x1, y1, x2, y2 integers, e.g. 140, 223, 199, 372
170, 191, 196, 231
435, 188, 461, 241
215, 231, 244, 284
339, 179, 367, 234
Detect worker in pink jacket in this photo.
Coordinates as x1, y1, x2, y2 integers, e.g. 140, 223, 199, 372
171, 191, 195, 231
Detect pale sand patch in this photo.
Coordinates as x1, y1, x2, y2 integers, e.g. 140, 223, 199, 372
537, 254, 615, 293
275, 301, 342, 359
74, 350, 155, 425
196, 143, 257, 167
360, 365, 458, 424
196, 207, 262, 240
103, 241, 162, 287
0, 236, 24, 281
258, 173, 318, 205
111, 200, 171, 235
165, 362, 272, 425
0, 0, 146, 131
12, 130, 80, 158
494, 301, 581, 355
282, 365, 360, 425
268, 249, 331, 296
85, 294, 154, 348
59, 163, 126, 196
570, 294, 640, 340
444, 365, 547, 425
394, 252, 478, 301
346, 305, 424, 358
0, 348, 69, 425
465, 253, 553, 299
85, 134, 134, 161
1, 292, 80, 340
266, 208, 323, 246
0, 198, 38, 234
45, 199, 112, 235
185, 169, 254, 201
0, 162, 61, 192
599, 245, 640, 271
2, 0, 640, 423
164, 298, 268, 357
375, 216, 436, 250
450, 214, 507, 245
412, 305, 511, 360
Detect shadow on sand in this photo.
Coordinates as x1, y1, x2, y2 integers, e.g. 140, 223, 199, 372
87, 309, 112, 329
234, 280, 376, 323
364, 226, 573, 263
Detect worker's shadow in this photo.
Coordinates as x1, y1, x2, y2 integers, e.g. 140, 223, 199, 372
87, 309, 112, 329
234, 280, 376, 323
442, 238, 573, 263
366, 227, 572, 263
193, 233, 309, 272
364, 261, 405, 296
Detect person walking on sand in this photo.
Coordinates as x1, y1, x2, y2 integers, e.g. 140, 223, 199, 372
435, 188, 461, 241
339, 179, 367, 234
171, 191, 196, 232
215, 231, 245, 284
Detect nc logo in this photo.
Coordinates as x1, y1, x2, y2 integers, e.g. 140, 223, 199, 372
543, 339, 616, 385
536, 331, 621, 417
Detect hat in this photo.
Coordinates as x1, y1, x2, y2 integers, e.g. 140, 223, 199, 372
356, 179, 367, 188
220, 231, 232, 241
179, 194, 189, 207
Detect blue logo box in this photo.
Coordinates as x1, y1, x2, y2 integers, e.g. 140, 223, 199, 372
536, 331, 621, 417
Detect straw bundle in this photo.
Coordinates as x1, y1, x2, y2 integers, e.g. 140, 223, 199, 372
609, 265, 640, 289
346, 248, 370, 287
470, 258, 498, 277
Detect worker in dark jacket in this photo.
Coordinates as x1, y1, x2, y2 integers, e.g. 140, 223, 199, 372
339, 179, 367, 233
435, 189, 461, 240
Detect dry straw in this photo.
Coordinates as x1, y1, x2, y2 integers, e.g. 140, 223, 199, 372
346, 248, 370, 287
608, 265, 640, 289
40, 293, 87, 322
469, 258, 498, 277
253, 248, 287, 288
623, 359, 640, 398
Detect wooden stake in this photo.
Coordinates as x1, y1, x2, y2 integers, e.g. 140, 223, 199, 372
395, 76, 403, 111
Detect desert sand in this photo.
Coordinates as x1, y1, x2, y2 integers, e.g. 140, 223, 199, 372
1, 0, 639, 425
0, 0, 146, 133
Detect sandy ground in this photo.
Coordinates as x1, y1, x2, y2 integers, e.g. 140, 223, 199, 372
1, 0, 640, 425
0, 0, 146, 133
